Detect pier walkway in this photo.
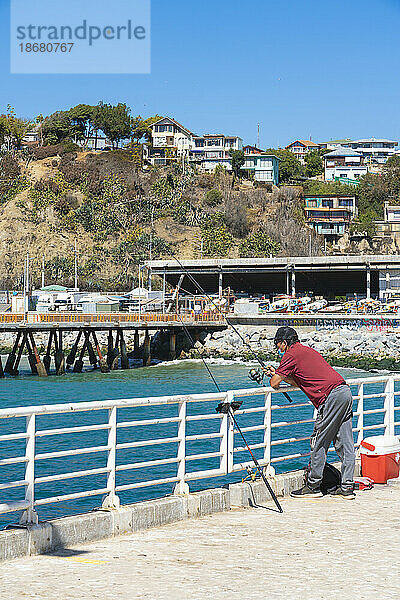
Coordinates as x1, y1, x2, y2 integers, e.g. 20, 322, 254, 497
0, 480, 398, 600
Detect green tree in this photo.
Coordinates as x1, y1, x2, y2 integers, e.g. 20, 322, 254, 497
131, 115, 162, 143
264, 148, 304, 183
229, 148, 245, 179
304, 150, 323, 177
2, 106, 33, 150
93, 102, 132, 149
350, 208, 377, 237
68, 104, 96, 145
42, 111, 74, 144
239, 231, 281, 257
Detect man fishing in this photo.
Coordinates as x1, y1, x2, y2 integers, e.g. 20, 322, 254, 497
265, 326, 356, 499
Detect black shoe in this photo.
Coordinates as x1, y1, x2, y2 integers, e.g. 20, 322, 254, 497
290, 485, 323, 499
329, 487, 355, 500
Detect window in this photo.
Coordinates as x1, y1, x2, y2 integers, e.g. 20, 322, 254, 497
206, 139, 222, 146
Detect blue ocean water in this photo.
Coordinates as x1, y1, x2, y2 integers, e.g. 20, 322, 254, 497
0, 359, 393, 527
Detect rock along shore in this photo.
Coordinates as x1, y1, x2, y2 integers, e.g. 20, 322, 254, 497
186, 325, 400, 371
1, 326, 400, 371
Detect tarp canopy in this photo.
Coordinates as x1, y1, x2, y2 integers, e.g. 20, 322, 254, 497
40, 285, 68, 292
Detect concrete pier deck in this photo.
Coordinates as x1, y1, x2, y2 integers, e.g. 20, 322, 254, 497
0, 480, 398, 600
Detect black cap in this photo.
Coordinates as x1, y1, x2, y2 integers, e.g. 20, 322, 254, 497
274, 326, 298, 344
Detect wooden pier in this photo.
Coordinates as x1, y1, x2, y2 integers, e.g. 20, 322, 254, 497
0, 313, 226, 377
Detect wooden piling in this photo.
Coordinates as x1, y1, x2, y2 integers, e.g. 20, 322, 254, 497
13, 332, 27, 375
91, 331, 110, 373
170, 332, 176, 361
119, 330, 129, 370
84, 331, 98, 368
107, 330, 114, 368
66, 331, 82, 369
4, 332, 22, 375
28, 332, 47, 377
43, 331, 54, 374
111, 330, 120, 370
133, 331, 140, 359
73, 336, 87, 373
143, 330, 151, 366
25, 335, 38, 375
54, 331, 65, 376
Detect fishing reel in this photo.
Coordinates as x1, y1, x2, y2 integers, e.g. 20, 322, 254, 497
248, 368, 265, 385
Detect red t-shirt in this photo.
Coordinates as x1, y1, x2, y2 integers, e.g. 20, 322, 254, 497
275, 342, 345, 408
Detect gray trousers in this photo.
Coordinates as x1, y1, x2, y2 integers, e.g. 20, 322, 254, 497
308, 384, 355, 490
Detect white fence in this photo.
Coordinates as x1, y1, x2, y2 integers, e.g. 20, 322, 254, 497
0, 375, 399, 525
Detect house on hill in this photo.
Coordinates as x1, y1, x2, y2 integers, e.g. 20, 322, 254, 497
285, 139, 320, 164
323, 146, 368, 181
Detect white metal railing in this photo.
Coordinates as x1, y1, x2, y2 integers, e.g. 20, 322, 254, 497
0, 375, 399, 524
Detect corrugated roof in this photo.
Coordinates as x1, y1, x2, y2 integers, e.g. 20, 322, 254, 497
323, 146, 363, 158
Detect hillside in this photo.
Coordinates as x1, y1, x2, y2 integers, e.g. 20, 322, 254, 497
0, 148, 314, 291
0, 147, 397, 291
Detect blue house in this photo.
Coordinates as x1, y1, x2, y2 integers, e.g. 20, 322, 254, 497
242, 153, 279, 184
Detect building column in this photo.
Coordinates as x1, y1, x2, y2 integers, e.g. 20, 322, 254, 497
291, 269, 296, 296
286, 270, 290, 295
386, 270, 390, 299
218, 272, 223, 298
366, 266, 371, 299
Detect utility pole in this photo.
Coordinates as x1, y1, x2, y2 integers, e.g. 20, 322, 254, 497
23, 252, 30, 319
257, 123, 260, 149
23, 254, 27, 321
74, 238, 78, 290
41, 254, 45, 288
138, 265, 141, 315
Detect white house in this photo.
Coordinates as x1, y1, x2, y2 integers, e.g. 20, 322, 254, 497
145, 116, 244, 171
319, 138, 398, 164
145, 117, 196, 165
323, 146, 368, 181
194, 134, 243, 172
348, 139, 398, 164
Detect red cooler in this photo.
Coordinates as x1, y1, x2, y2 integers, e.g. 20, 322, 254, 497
360, 435, 400, 484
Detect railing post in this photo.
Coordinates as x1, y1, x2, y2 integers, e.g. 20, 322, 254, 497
219, 393, 229, 474
263, 391, 275, 476
102, 406, 120, 509
384, 376, 395, 436
20, 414, 39, 525
174, 400, 189, 495
226, 391, 234, 474
357, 382, 364, 446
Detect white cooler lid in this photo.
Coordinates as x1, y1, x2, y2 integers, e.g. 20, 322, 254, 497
360, 435, 400, 455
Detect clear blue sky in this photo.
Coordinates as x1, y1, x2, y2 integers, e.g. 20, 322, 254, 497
1, 0, 400, 148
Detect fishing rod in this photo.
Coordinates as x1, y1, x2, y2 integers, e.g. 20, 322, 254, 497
215, 400, 283, 513
170, 254, 293, 403
176, 312, 283, 513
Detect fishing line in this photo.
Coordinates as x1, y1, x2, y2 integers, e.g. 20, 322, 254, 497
176, 313, 221, 393
176, 312, 284, 513
169, 254, 293, 402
